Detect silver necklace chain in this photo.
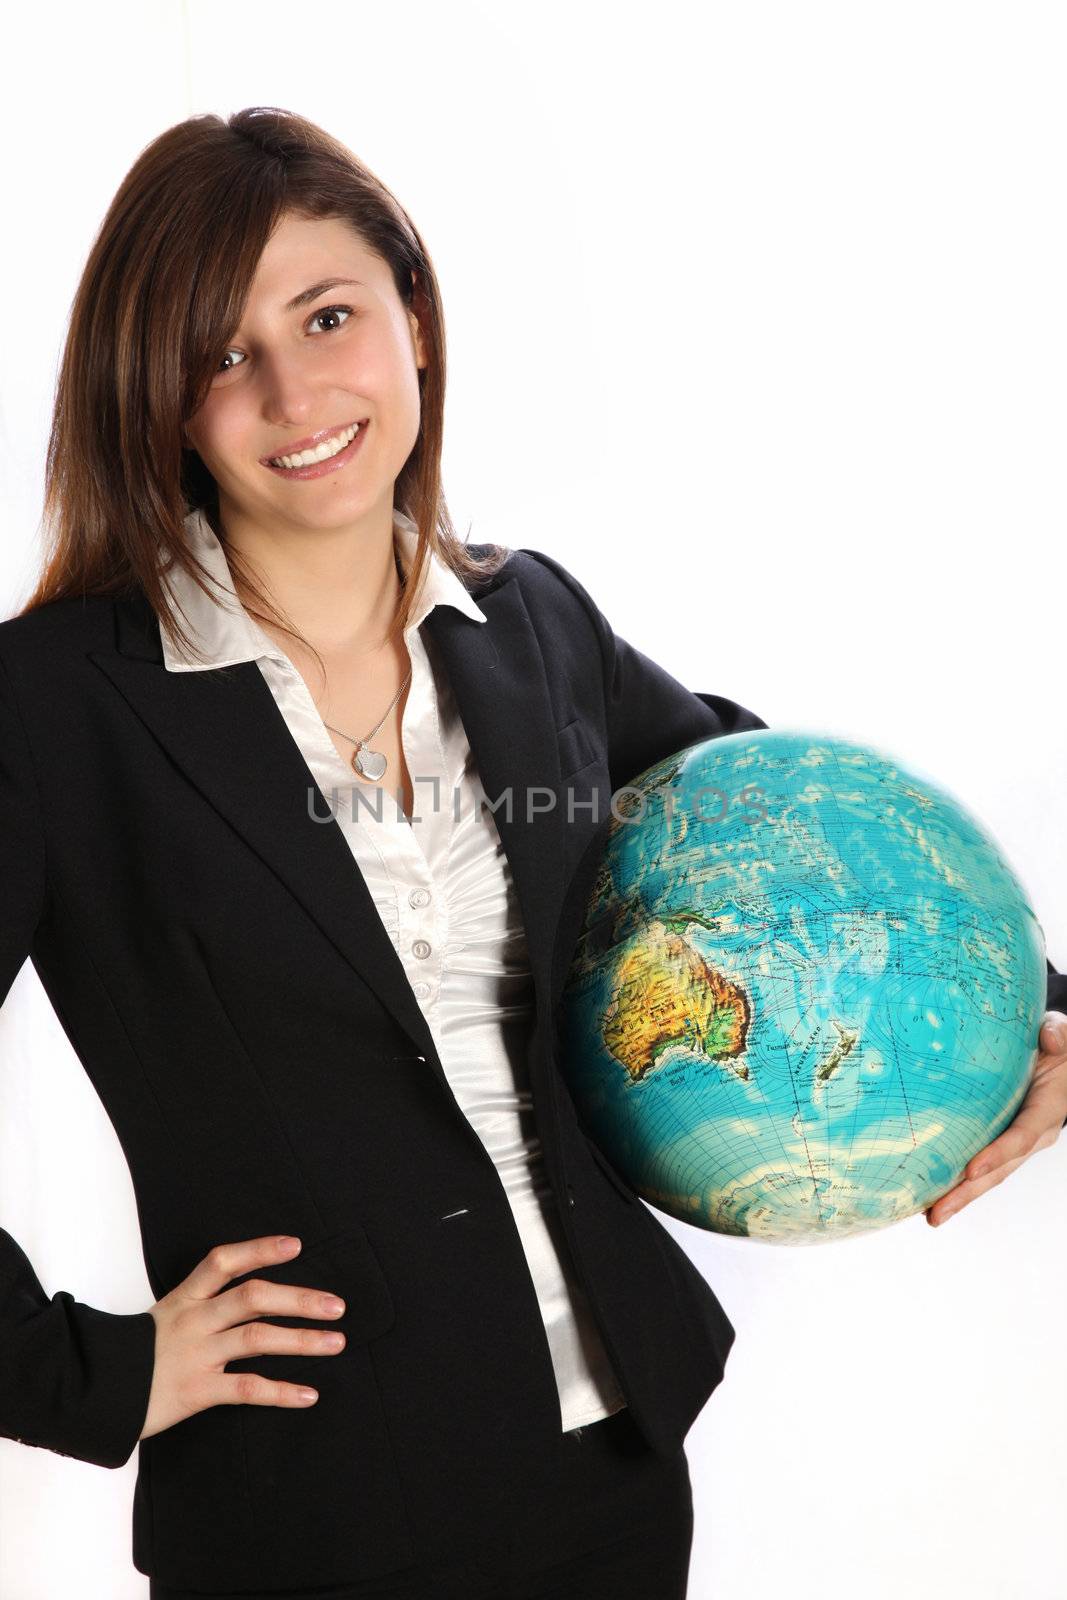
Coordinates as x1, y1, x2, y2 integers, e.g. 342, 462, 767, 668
322, 668, 411, 782
320, 543, 410, 783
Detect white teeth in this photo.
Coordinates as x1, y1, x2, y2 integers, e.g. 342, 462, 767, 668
270, 422, 360, 470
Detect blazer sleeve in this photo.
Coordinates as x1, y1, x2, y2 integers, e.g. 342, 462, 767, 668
1046, 963, 1067, 1131
0, 650, 157, 1469
525, 549, 1067, 1124
520, 547, 768, 792
1047, 962, 1067, 1017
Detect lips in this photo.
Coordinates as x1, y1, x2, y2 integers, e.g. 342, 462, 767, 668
262, 420, 370, 481
259, 419, 368, 466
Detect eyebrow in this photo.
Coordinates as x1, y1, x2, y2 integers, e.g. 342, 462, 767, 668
283, 277, 365, 313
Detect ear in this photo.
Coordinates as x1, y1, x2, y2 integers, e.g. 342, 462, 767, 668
408, 270, 428, 372
408, 313, 428, 372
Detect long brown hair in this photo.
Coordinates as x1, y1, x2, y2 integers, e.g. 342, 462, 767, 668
18, 106, 510, 667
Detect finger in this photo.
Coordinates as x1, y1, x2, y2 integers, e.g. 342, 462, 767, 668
218, 1318, 346, 1366
927, 1151, 1029, 1224
184, 1235, 303, 1301
206, 1275, 346, 1335
1040, 1018, 1067, 1057
965, 1099, 1057, 1178
214, 1371, 322, 1408
965, 1137, 1019, 1181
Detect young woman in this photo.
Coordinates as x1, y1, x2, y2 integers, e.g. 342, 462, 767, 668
2, 106, 1065, 1600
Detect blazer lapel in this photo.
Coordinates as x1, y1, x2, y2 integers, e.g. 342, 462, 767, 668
88, 569, 565, 1085
425, 580, 565, 991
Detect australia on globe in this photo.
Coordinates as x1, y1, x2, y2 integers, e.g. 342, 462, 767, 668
557, 730, 1048, 1244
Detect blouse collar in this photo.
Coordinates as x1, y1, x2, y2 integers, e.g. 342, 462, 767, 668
159, 505, 486, 673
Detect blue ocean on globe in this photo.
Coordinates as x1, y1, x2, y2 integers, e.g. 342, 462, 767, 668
558, 730, 1047, 1244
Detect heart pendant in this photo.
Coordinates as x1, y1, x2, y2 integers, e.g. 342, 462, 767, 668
353, 745, 388, 781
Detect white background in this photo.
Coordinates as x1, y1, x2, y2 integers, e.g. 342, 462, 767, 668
1, 2, 1065, 1596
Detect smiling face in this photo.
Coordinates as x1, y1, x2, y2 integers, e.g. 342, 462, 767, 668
183, 211, 427, 539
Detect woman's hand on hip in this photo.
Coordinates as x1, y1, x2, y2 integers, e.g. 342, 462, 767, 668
139, 1235, 346, 1440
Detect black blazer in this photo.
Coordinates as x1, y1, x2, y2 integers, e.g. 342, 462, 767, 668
1, 543, 1063, 1592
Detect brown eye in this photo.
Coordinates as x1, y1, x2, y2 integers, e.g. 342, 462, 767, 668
308, 305, 353, 334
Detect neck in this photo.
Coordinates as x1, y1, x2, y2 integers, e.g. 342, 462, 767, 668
214, 494, 406, 657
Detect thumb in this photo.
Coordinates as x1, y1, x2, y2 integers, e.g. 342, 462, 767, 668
1040, 1012, 1067, 1053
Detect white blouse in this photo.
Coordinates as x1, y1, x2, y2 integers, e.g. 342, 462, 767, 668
158, 506, 627, 1432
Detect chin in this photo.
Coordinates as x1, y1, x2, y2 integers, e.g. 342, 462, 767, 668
275, 495, 378, 530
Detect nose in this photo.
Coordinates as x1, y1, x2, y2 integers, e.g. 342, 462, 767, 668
256, 347, 320, 429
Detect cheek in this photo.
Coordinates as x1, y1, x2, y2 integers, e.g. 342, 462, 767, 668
376, 343, 424, 435
344, 326, 420, 405
186, 397, 251, 472
331, 346, 422, 457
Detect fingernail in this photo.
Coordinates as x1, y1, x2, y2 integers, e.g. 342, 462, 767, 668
1045, 1022, 1067, 1049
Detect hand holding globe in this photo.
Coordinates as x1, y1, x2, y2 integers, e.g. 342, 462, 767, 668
558, 729, 1066, 1244
928, 1008, 1067, 1225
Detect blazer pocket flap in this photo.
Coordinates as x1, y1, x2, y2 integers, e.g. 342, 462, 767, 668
557, 716, 602, 779
225, 1226, 395, 1360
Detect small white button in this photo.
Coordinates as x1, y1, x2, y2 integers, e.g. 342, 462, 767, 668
412, 981, 431, 999
412, 939, 432, 959
409, 887, 431, 908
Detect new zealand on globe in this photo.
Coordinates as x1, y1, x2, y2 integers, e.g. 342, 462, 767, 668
557, 730, 1047, 1244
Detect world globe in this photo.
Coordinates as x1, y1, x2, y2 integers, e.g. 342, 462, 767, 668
557, 729, 1048, 1244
